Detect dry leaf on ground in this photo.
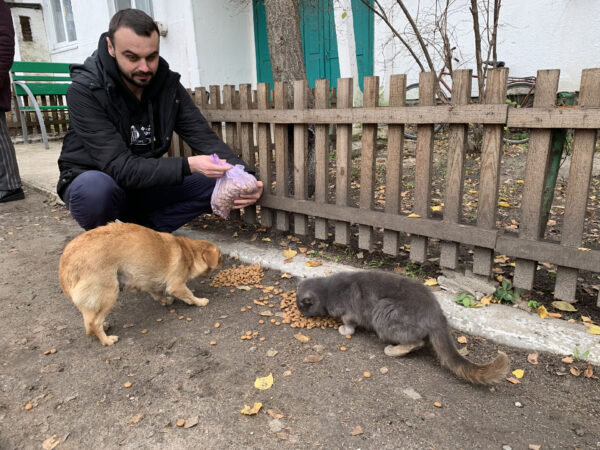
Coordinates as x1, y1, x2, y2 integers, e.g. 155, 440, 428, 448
294, 333, 311, 343
350, 426, 364, 436
254, 373, 274, 390
512, 369, 524, 379
584, 323, 600, 335
506, 377, 521, 384
282, 249, 297, 259
304, 354, 324, 363
457, 336, 468, 344
127, 414, 144, 425
570, 366, 581, 377
241, 403, 262, 415
305, 260, 323, 267
551, 301, 577, 312
527, 353, 539, 365
42, 435, 60, 450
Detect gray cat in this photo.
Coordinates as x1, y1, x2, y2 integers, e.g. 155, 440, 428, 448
296, 271, 509, 385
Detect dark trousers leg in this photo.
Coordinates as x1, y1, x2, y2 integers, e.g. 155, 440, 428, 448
66, 171, 215, 232
0, 114, 22, 191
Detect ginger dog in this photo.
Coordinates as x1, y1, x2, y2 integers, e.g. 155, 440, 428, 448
59, 222, 222, 345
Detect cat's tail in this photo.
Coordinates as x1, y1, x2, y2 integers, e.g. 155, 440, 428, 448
429, 327, 509, 385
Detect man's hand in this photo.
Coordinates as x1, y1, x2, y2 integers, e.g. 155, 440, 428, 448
188, 155, 232, 178
232, 181, 263, 209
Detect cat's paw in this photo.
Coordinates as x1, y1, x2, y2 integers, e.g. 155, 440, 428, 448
338, 325, 355, 336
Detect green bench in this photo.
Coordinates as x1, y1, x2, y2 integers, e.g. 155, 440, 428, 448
10, 61, 71, 149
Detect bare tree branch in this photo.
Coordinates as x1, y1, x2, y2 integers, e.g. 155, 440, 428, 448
469, 0, 485, 99
395, 0, 437, 74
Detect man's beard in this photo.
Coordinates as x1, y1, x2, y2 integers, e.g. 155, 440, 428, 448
121, 70, 154, 88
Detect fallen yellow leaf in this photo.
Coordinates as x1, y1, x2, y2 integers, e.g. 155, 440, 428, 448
305, 260, 323, 267
424, 278, 438, 286
262, 237, 271, 242
282, 249, 298, 259
457, 336, 468, 344
537, 305, 548, 319
281, 273, 292, 279
407, 213, 421, 218
294, 333, 311, 343
431, 206, 442, 212
584, 323, 600, 335
240, 402, 262, 415
512, 369, 524, 379
480, 295, 492, 305
551, 301, 577, 312
498, 201, 511, 207
254, 373, 274, 390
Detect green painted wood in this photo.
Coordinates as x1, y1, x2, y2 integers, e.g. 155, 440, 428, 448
13, 83, 70, 96
252, 1, 273, 88
19, 104, 69, 111
351, 0, 374, 91
11, 75, 71, 82
10, 61, 71, 73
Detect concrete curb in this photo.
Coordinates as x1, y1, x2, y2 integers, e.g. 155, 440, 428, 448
176, 227, 600, 365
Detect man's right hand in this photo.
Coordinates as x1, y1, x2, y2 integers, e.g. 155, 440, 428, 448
188, 155, 232, 178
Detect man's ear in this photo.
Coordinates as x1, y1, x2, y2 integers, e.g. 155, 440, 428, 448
106, 36, 115, 57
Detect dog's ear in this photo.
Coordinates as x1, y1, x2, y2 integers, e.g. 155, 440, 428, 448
201, 243, 222, 270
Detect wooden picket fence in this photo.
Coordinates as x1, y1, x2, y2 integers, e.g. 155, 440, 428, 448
170, 68, 600, 306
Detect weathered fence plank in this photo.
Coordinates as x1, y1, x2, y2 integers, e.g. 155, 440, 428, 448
334, 78, 353, 245
513, 70, 560, 290
473, 68, 508, 276
554, 68, 600, 302
293, 80, 308, 235
358, 76, 379, 251
383, 74, 406, 256
314, 79, 330, 240
410, 71, 436, 263
440, 69, 471, 269
257, 83, 273, 227
239, 84, 257, 224
274, 82, 290, 231
209, 85, 223, 140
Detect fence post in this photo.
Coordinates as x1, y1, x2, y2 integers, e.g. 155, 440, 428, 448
314, 78, 330, 240
554, 68, 600, 302
472, 68, 508, 276
257, 83, 273, 227
358, 76, 379, 251
274, 81, 290, 231
293, 80, 309, 235
239, 83, 257, 224
383, 74, 406, 256
209, 85, 222, 140
334, 78, 353, 245
440, 69, 471, 269
410, 72, 436, 263
223, 85, 241, 222
513, 70, 560, 290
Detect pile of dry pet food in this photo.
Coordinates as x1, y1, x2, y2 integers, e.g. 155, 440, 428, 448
210, 264, 264, 287
279, 290, 341, 330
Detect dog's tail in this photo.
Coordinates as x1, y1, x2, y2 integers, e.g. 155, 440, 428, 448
429, 327, 509, 385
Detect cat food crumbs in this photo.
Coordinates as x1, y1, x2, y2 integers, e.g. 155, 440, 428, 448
211, 264, 264, 287
283, 370, 292, 376
209, 341, 216, 345
345, 334, 352, 339
186, 317, 192, 322
380, 367, 389, 374
169, 309, 176, 313
340, 347, 348, 351
156, 318, 163, 322
246, 331, 252, 336
363, 371, 372, 378
124, 381, 132, 388
241, 307, 246, 312
258, 320, 265, 324
279, 291, 341, 329
247, 305, 252, 309
275, 321, 281, 326
457, 336, 468, 344
44, 348, 57, 355
230, 289, 235, 293
270, 319, 276, 323
176, 419, 185, 427
24, 403, 33, 410
141, 329, 148, 334
214, 322, 221, 328
178, 315, 184, 320
294, 333, 311, 343
259, 337, 266, 341
433, 402, 443, 408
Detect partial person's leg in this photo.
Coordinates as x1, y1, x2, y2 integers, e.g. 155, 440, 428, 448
0, 113, 24, 202
127, 173, 216, 232
67, 171, 126, 230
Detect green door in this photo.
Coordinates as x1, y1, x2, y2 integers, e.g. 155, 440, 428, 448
253, 0, 373, 90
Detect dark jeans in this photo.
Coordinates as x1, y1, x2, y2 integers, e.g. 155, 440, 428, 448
66, 171, 216, 232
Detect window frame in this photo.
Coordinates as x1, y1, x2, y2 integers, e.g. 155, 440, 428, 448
46, 0, 78, 51
110, 0, 154, 17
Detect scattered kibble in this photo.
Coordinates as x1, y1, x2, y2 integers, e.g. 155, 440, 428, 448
24, 403, 33, 410
124, 381, 132, 388
209, 341, 217, 345
141, 329, 148, 334
363, 371, 372, 378
178, 315, 184, 320
345, 334, 352, 340
214, 322, 221, 328
211, 264, 264, 287
156, 318, 163, 322
186, 317, 192, 322
434, 402, 443, 408
176, 419, 185, 427
340, 347, 348, 351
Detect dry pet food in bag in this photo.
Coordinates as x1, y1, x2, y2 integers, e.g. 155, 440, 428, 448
210, 154, 259, 219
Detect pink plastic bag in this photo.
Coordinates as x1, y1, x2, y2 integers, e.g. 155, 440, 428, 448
210, 154, 259, 219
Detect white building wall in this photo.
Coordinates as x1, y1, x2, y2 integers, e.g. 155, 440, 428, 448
372, 0, 600, 96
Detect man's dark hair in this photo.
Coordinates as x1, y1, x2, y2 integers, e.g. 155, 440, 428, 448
107, 9, 159, 43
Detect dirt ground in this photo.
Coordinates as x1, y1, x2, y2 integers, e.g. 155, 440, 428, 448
0, 188, 599, 449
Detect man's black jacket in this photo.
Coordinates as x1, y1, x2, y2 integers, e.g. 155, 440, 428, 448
57, 33, 251, 201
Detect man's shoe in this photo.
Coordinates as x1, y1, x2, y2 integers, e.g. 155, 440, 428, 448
0, 188, 25, 203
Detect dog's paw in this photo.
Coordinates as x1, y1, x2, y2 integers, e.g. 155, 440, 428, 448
101, 335, 119, 346
103, 321, 111, 332
193, 297, 209, 307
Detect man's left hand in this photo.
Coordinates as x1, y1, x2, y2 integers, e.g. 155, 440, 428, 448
232, 181, 263, 209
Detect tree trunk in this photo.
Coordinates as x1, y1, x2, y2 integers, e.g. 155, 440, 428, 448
264, 0, 315, 197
